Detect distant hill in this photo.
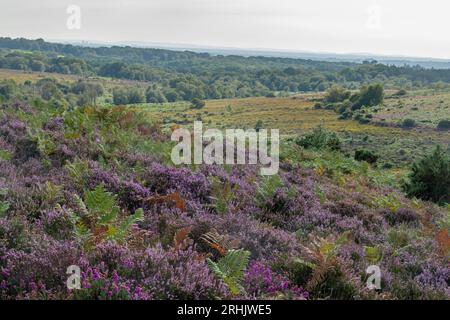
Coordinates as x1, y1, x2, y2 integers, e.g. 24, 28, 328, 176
59, 39, 450, 70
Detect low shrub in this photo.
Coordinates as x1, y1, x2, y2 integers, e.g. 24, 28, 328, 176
401, 118, 417, 128
403, 145, 450, 204
295, 126, 341, 151
437, 119, 450, 131
354, 149, 379, 164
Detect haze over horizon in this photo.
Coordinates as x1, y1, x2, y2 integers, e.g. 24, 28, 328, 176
1, 0, 450, 60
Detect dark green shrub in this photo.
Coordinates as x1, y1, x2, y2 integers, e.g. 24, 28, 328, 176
354, 149, 379, 164
403, 145, 450, 204
351, 84, 384, 110
295, 126, 341, 151
393, 89, 407, 96
324, 86, 351, 103
112, 87, 145, 105
0, 79, 18, 100
358, 117, 371, 124
338, 110, 353, 120
191, 98, 206, 109
146, 87, 167, 104
401, 118, 417, 128
255, 120, 264, 132
437, 119, 450, 131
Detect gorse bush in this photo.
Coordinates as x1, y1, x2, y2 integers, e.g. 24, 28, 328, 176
393, 89, 407, 96
403, 145, 450, 205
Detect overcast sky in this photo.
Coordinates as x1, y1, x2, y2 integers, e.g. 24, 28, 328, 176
1, 0, 449, 59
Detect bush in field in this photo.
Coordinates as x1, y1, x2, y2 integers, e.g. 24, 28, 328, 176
113, 87, 145, 105
401, 118, 417, 128
393, 89, 407, 96
336, 100, 353, 114
255, 120, 264, 132
0, 80, 18, 100
146, 87, 167, 104
71, 81, 104, 106
403, 145, 450, 204
324, 86, 351, 103
351, 84, 384, 110
191, 98, 206, 109
295, 126, 341, 151
354, 149, 379, 164
437, 119, 450, 131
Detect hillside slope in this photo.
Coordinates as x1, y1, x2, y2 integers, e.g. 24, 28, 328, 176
0, 100, 448, 300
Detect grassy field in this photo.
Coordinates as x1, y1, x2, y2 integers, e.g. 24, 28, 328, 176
0, 68, 80, 83
135, 94, 450, 167
371, 90, 450, 128
1, 68, 448, 168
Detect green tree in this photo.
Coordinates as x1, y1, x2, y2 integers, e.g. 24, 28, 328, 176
191, 98, 206, 109
112, 88, 129, 105
146, 87, 167, 103
352, 84, 384, 110
325, 85, 350, 103
403, 145, 450, 204
0, 80, 18, 100
127, 88, 145, 104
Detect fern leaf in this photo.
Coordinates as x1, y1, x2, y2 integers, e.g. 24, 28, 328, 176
0, 201, 9, 218
207, 249, 250, 296
116, 208, 144, 240
73, 194, 89, 217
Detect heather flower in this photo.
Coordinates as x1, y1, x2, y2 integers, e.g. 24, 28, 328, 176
128, 244, 229, 299
244, 261, 308, 299
415, 262, 450, 298
74, 266, 153, 300
0, 235, 81, 298
383, 207, 420, 227
144, 163, 211, 202
36, 206, 75, 240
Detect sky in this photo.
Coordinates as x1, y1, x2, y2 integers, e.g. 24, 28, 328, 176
1, 0, 450, 59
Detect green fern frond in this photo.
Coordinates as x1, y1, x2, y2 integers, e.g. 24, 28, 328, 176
0, 201, 10, 218
65, 158, 90, 186
83, 185, 118, 222
73, 194, 89, 217
256, 175, 283, 207
116, 208, 144, 241
207, 249, 250, 296
72, 185, 145, 246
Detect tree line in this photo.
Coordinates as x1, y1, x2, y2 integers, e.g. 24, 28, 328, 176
2, 37, 450, 103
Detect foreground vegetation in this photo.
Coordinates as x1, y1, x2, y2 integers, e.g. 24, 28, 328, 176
0, 39, 448, 300
0, 93, 448, 300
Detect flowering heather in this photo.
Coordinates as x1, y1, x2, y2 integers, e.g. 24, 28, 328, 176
244, 261, 308, 299
0, 105, 448, 300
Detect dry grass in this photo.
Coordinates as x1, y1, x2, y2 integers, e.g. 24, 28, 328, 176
0, 68, 80, 83
137, 94, 450, 166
